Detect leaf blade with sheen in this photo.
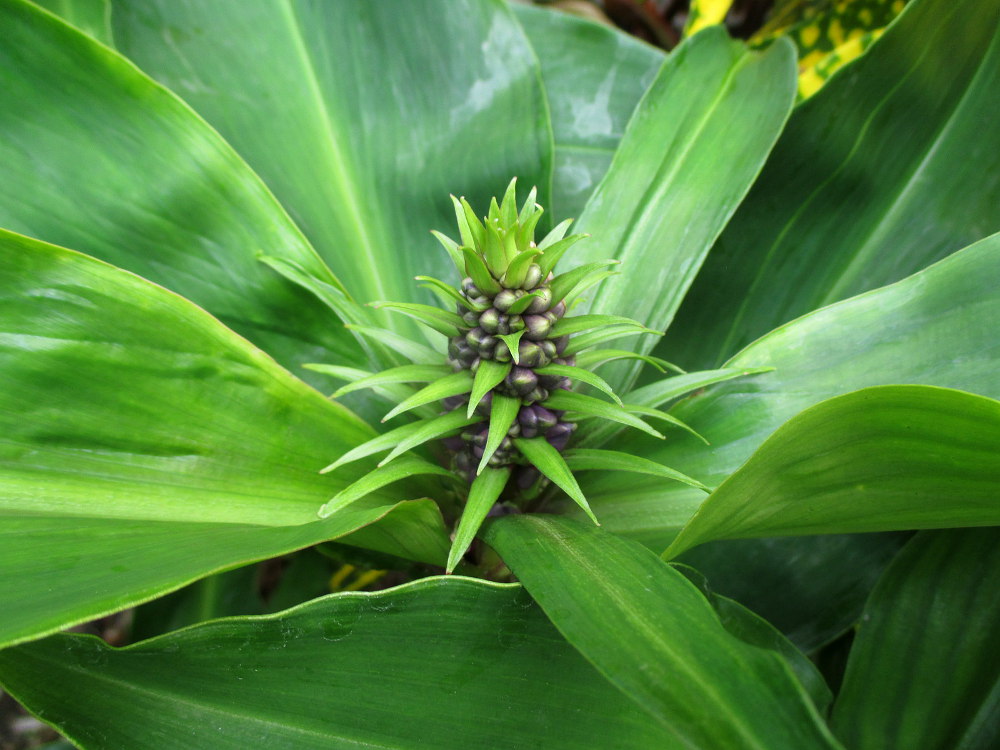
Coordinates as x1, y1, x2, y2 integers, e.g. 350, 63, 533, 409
447, 468, 512, 573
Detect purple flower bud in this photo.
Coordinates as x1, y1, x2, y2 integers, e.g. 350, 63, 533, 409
494, 341, 513, 363
495, 314, 510, 335
478, 308, 500, 334
521, 264, 543, 290
461, 277, 479, 297
546, 422, 576, 452
524, 386, 548, 404
553, 355, 576, 367
462, 309, 480, 327
523, 314, 551, 341
534, 407, 558, 430
507, 314, 525, 332
442, 435, 464, 452
554, 335, 570, 354
472, 444, 485, 459
526, 286, 552, 314
549, 300, 567, 318
494, 289, 518, 312
539, 340, 557, 360
518, 340, 544, 368
515, 466, 541, 490
505, 366, 537, 396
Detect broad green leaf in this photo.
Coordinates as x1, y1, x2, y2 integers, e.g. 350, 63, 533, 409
573, 26, 797, 391
0, 0, 360, 376
319, 455, 455, 519
0, 232, 431, 648
562, 449, 710, 492
575, 233, 1000, 551
447, 467, 512, 573
0, 579, 674, 749
335, 498, 453, 569
484, 516, 841, 749
665, 386, 1000, 558
108, 0, 552, 317
478, 394, 521, 475
513, 440, 597, 524
672, 564, 833, 715
535, 364, 622, 404
545, 391, 664, 440
512, 4, 665, 220
467, 360, 511, 418
668, 0, 1000, 370
831, 529, 1000, 750
381, 371, 472, 422
33, 0, 112, 44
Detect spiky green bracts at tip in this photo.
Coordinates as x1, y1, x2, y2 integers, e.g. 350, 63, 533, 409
316, 179, 713, 573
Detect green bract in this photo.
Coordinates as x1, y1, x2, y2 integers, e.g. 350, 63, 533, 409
0, 0, 998, 747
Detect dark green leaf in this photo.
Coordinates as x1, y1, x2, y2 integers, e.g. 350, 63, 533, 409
665, 386, 1000, 558
484, 516, 840, 749
0, 579, 674, 748
831, 529, 1000, 750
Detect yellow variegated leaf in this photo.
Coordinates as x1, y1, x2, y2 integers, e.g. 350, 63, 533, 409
684, 0, 734, 36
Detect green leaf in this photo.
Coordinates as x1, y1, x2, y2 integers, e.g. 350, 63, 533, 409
668, 0, 1000, 370
416, 275, 482, 310
379, 410, 481, 468
322, 409, 477, 473
496, 331, 525, 364
0, 231, 425, 648
106, 0, 552, 321
467, 360, 511, 418
0, 579, 674, 748
482, 221, 507, 277
33, 0, 113, 44
549, 261, 619, 304
447, 467, 512, 573
622, 403, 708, 444
369, 302, 464, 337
513, 4, 665, 220
535, 364, 622, 405
574, 348, 684, 374
545, 391, 664, 440
478, 395, 521, 475
573, 26, 797, 391
382, 371, 473, 422
335, 498, 452, 568
501, 248, 541, 288
462, 245, 502, 296
537, 218, 574, 250
550, 314, 653, 338
506, 290, 544, 315
562, 325, 657, 354
665, 386, 1000, 559
512, 440, 597, 524
535, 233, 590, 277
319, 455, 455, 518
343, 325, 442, 365
562, 449, 710, 492
483, 516, 840, 749
328, 364, 451, 398
577, 232, 1000, 553
0, 0, 362, 375
831, 529, 1000, 750
429, 230, 466, 276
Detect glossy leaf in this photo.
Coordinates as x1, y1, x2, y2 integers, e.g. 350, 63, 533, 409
668, 0, 1000, 370
108, 0, 552, 319
330, 364, 451, 398
379, 411, 479, 468
33, 0, 112, 44
381, 371, 472, 422
447, 467, 512, 573
573, 26, 797, 390
831, 529, 1000, 750
513, 439, 597, 524
665, 386, 1000, 558
369, 302, 463, 337
535, 364, 622, 405
0, 231, 424, 648
513, 4, 665, 219
545, 391, 664, 440
575, 233, 1000, 551
550, 313, 652, 338
484, 516, 840, 749
0, 579, 674, 749
574, 348, 683, 374
0, 0, 360, 375
468, 360, 511, 417
478, 394, 521, 475
344, 325, 442, 366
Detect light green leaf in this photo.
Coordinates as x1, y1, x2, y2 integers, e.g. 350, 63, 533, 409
369, 302, 464, 337
107, 0, 552, 321
319, 455, 455, 519
497, 331, 525, 364
624, 403, 707, 443
468, 360, 512, 418
574, 348, 684, 374
573, 26, 797, 391
322, 409, 477, 473
513, 440, 597, 524
33, 0, 112, 44
537, 218, 574, 250
0, 231, 424, 648
506, 290, 545, 315
667, 0, 1000, 370
335, 498, 452, 569
831, 529, 1000, 750
545, 391, 664, 440
563, 325, 660, 355
562, 449, 710, 492
534, 364, 620, 405
379, 410, 481, 468
0, 579, 674, 748
462, 245, 502, 296
513, 4, 665, 220
344, 325, 442, 366
502, 248, 541, 289
550, 313, 653, 338
328, 364, 451, 398
0, 0, 361, 375
484, 516, 841, 749
447, 468, 512, 573
478, 395, 521, 475
429, 230, 466, 276
416, 275, 479, 310
665, 386, 1000, 558
549, 261, 619, 304
382, 371, 473, 422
